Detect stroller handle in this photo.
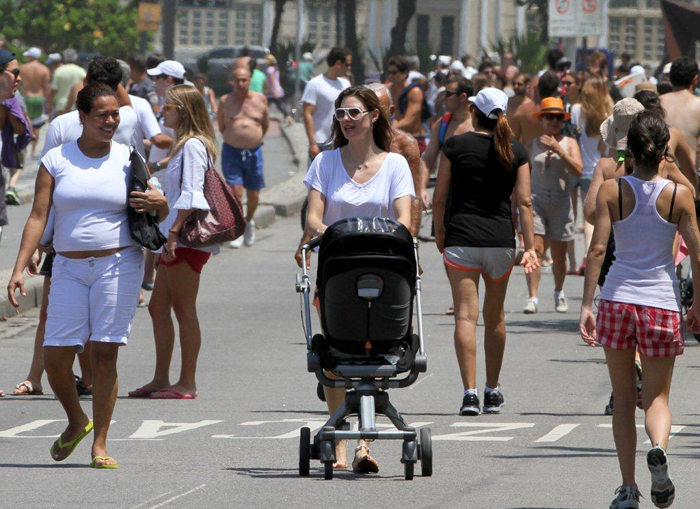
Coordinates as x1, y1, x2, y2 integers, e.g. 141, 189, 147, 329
301, 237, 323, 252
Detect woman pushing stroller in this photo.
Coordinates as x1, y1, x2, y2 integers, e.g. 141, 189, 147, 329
303, 86, 415, 472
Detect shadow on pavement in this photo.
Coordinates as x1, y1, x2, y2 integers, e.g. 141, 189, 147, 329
491, 445, 616, 460
506, 319, 580, 335
519, 412, 607, 417
547, 358, 606, 365
226, 466, 404, 481
0, 463, 89, 469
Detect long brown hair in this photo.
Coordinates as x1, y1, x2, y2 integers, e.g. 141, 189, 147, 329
580, 75, 613, 137
329, 86, 393, 151
166, 85, 218, 161
472, 105, 514, 168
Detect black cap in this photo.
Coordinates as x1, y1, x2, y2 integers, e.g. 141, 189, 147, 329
0, 49, 16, 67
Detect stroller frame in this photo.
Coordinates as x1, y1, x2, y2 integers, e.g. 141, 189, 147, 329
295, 234, 431, 480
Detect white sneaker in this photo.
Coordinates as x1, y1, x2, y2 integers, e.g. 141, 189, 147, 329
610, 485, 641, 509
648, 446, 675, 508
555, 294, 568, 313
229, 236, 244, 249
523, 298, 538, 314
243, 220, 256, 247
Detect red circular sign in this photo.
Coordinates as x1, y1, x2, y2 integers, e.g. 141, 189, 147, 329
556, 0, 570, 14
583, 0, 598, 14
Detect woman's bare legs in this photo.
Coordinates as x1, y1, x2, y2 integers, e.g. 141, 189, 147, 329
90, 342, 120, 466
526, 235, 545, 299
448, 268, 481, 390
549, 240, 568, 293
640, 356, 675, 449
14, 277, 50, 394
139, 266, 174, 393
482, 274, 510, 390
604, 347, 639, 488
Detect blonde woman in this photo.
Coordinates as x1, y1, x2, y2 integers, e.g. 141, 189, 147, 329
569, 75, 613, 274
129, 85, 218, 400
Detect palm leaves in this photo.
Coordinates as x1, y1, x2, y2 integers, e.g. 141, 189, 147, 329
489, 30, 549, 75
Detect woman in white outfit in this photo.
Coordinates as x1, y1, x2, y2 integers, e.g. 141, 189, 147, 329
7, 83, 168, 469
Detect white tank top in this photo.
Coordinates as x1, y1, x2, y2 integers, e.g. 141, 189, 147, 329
600, 176, 680, 312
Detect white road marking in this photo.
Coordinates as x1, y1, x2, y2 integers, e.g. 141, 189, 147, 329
0, 419, 66, 438
129, 490, 177, 509
432, 422, 536, 441
130, 420, 223, 439
409, 372, 433, 390
596, 424, 686, 443
148, 484, 206, 509
535, 424, 580, 443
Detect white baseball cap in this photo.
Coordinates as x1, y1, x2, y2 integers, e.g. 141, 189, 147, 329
45, 53, 62, 65
23, 47, 41, 59
468, 87, 509, 119
147, 60, 186, 80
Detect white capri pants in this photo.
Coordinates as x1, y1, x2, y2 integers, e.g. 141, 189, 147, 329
44, 246, 144, 353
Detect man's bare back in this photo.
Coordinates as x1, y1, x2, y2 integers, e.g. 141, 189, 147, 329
661, 90, 700, 165
219, 91, 269, 149
391, 128, 421, 236
510, 97, 541, 146
19, 60, 50, 97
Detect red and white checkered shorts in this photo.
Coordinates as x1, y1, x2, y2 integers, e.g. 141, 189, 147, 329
596, 299, 683, 358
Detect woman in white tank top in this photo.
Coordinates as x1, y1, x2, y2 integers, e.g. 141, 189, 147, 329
580, 111, 700, 509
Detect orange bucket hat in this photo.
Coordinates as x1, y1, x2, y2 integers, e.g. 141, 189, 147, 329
533, 97, 571, 121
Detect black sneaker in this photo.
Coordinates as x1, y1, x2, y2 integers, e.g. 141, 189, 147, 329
459, 393, 480, 416
647, 447, 675, 508
605, 392, 614, 415
5, 187, 19, 206
483, 390, 505, 414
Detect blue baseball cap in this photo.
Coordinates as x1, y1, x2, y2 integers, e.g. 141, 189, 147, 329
0, 49, 16, 67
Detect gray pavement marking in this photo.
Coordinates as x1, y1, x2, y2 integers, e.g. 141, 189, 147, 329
148, 484, 207, 509
129, 489, 178, 509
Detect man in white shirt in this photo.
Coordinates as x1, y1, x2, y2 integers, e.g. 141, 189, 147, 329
42, 56, 138, 156
301, 47, 351, 162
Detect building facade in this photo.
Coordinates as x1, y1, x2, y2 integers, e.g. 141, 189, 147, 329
169, 1, 682, 68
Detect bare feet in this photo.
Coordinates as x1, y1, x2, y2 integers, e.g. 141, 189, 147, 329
127, 380, 169, 398
52, 415, 91, 461
333, 439, 347, 469
352, 444, 379, 474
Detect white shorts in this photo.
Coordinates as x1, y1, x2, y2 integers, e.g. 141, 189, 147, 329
44, 247, 144, 353
443, 246, 515, 281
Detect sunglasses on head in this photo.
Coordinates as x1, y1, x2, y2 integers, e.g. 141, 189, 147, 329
335, 107, 370, 121
542, 113, 564, 121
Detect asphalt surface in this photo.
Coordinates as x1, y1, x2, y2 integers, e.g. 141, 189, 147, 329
2, 212, 700, 508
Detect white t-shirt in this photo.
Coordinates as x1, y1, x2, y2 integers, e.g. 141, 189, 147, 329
41, 105, 139, 157
129, 94, 161, 158
41, 141, 135, 252
148, 117, 174, 164
571, 103, 603, 178
303, 149, 415, 227
300, 74, 350, 145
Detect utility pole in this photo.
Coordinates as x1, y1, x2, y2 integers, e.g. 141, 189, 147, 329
162, 0, 176, 59
293, 0, 306, 121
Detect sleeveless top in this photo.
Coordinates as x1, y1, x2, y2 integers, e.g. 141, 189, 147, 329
600, 176, 681, 312
438, 112, 452, 148
530, 137, 571, 194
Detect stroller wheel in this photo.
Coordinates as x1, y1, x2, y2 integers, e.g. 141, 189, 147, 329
695, 333, 700, 344
299, 427, 311, 477
323, 460, 333, 480
404, 461, 414, 480
420, 428, 433, 477
316, 382, 326, 402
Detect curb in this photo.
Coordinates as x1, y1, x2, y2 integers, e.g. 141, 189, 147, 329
0, 275, 45, 321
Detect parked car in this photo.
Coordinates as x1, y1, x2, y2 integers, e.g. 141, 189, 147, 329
197, 45, 268, 95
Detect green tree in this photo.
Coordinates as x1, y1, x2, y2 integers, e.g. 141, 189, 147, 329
516, 0, 548, 43
0, 0, 142, 59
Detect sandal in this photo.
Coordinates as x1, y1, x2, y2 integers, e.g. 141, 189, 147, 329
352, 445, 379, 474
127, 386, 158, 398
90, 456, 119, 469
13, 381, 43, 396
75, 376, 92, 396
50, 421, 94, 462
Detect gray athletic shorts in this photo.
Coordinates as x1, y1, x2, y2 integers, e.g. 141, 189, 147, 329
443, 246, 516, 281
531, 189, 575, 242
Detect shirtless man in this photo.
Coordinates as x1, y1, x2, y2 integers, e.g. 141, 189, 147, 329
387, 55, 427, 152
660, 56, 700, 176
420, 76, 474, 209
19, 47, 50, 157
218, 66, 270, 248
510, 70, 559, 146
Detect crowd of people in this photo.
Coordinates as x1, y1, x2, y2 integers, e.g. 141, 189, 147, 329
2, 40, 700, 507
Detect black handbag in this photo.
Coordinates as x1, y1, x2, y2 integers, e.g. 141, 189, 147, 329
127, 147, 168, 251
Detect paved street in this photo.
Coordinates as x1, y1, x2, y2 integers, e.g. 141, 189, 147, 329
1, 213, 700, 508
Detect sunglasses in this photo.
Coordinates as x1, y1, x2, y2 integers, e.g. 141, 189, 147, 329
542, 113, 564, 121
154, 74, 169, 81
513, 81, 526, 87
386, 70, 399, 76
335, 107, 370, 121
3, 67, 20, 79
444, 90, 459, 98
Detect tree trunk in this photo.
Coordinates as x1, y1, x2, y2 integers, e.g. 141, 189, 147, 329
387, 0, 417, 58
270, 0, 288, 57
343, 0, 364, 84
162, 0, 176, 59
335, 0, 343, 46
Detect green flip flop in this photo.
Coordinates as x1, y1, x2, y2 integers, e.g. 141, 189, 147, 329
50, 421, 94, 462
90, 456, 119, 469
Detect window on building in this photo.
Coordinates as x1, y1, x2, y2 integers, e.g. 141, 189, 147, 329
308, 7, 333, 49
611, 0, 638, 7
232, 3, 263, 46
440, 16, 454, 56
177, 7, 230, 48
643, 17, 665, 61
416, 14, 430, 45
609, 17, 637, 57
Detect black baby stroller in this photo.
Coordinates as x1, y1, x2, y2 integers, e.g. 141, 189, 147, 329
295, 217, 431, 480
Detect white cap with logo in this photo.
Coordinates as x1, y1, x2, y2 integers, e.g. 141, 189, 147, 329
147, 60, 186, 80
468, 87, 509, 119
